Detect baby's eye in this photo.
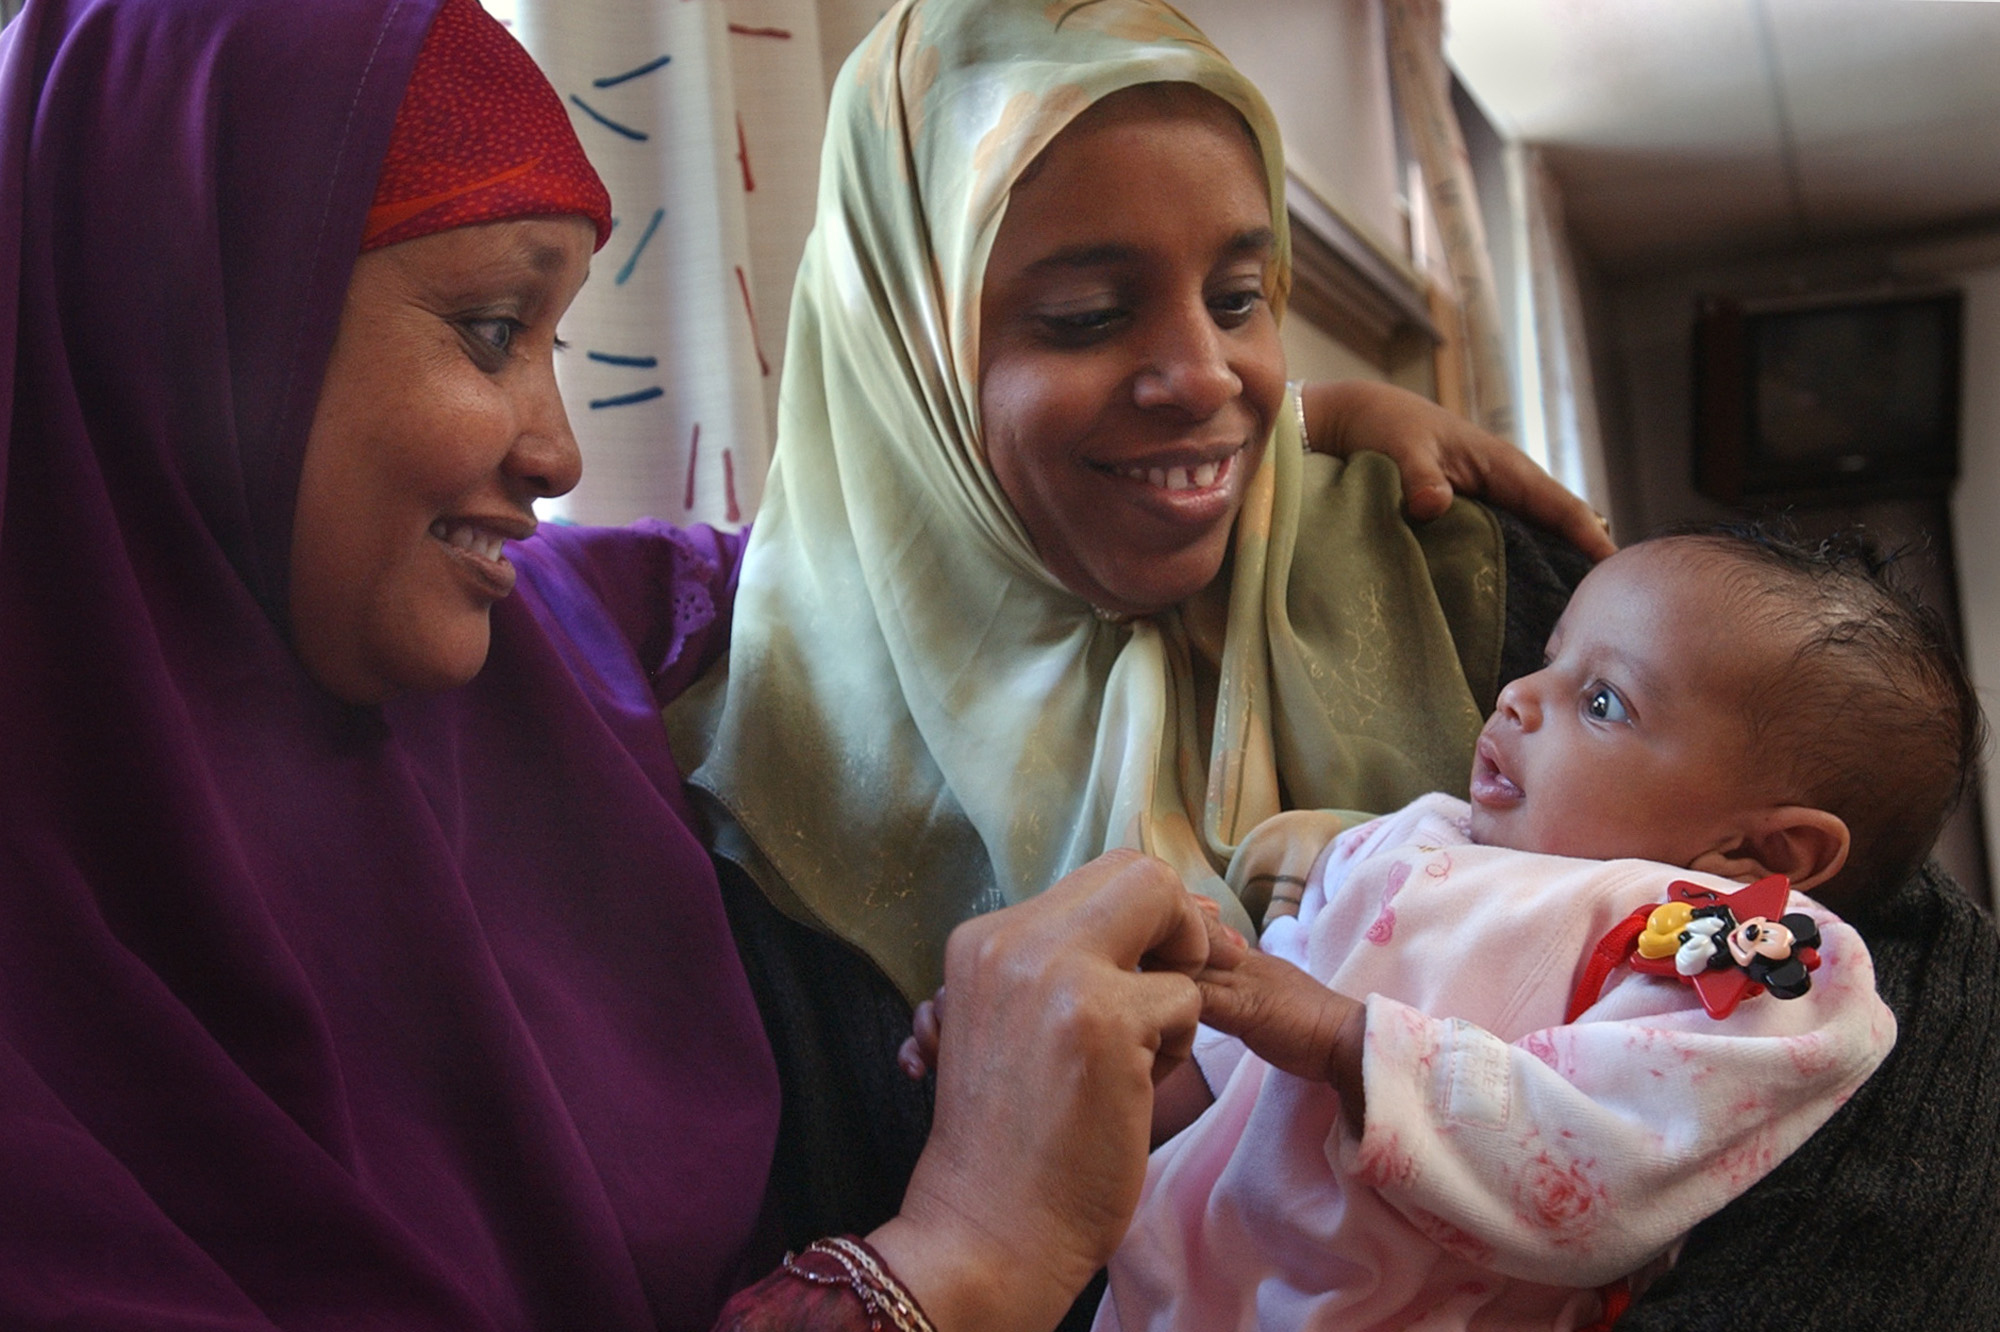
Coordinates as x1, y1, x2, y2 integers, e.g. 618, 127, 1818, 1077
1586, 684, 1630, 723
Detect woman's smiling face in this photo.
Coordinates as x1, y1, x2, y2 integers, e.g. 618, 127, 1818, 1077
977, 83, 1286, 618
289, 216, 592, 704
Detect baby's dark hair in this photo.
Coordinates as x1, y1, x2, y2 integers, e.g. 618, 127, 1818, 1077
1653, 520, 1986, 906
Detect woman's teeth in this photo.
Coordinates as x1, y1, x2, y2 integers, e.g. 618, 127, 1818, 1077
1119, 460, 1224, 491
430, 520, 506, 562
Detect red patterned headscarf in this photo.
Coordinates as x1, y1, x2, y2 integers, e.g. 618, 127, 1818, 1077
363, 0, 612, 252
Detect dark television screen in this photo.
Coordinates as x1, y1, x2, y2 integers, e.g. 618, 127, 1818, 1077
1694, 291, 1962, 504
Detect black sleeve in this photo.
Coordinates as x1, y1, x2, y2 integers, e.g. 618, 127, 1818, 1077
1618, 864, 2000, 1330
716, 856, 930, 1254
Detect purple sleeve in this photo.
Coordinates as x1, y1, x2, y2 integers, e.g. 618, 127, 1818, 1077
520, 520, 748, 707
712, 1269, 871, 1330
713, 1239, 934, 1332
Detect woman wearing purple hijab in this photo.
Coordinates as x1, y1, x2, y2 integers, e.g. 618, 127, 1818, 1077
0, 0, 1252, 1326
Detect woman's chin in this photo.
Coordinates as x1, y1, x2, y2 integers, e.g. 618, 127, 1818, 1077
1072, 544, 1231, 619
311, 625, 494, 705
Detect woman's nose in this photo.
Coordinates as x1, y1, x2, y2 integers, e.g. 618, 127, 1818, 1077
507, 373, 583, 501
1132, 301, 1241, 417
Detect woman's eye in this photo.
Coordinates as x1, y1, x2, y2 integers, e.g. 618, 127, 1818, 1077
1586, 684, 1630, 723
459, 316, 525, 365
1037, 306, 1125, 343
1208, 288, 1263, 327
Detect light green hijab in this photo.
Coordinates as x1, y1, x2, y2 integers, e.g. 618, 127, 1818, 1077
667, 0, 1503, 1004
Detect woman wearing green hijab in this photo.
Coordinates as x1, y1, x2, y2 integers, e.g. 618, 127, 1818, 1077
670, 0, 1601, 1291
669, 0, 1530, 1008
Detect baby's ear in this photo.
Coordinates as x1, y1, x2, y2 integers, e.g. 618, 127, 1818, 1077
1689, 807, 1851, 895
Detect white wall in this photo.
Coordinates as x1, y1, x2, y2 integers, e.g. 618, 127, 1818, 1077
1175, 0, 1405, 260
813, 2, 1409, 265
816, 0, 885, 90
1283, 316, 1386, 386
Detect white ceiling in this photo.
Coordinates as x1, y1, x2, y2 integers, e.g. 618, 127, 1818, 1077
1446, 0, 2000, 278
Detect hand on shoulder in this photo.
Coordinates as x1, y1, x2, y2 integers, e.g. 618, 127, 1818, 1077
1301, 380, 1616, 562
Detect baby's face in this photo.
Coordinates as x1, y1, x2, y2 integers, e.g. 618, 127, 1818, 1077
1468, 542, 1783, 866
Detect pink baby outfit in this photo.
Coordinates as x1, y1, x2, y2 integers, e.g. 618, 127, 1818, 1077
1100, 794, 1895, 1332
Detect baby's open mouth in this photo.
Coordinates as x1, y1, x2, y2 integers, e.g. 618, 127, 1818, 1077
1470, 739, 1524, 804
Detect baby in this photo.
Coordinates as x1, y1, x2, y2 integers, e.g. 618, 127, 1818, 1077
1098, 525, 1983, 1331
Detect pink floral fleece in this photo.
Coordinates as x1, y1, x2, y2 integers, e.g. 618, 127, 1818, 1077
1100, 794, 1897, 1332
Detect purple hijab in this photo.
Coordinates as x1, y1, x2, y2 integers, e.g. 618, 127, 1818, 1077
0, 0, 780, 1327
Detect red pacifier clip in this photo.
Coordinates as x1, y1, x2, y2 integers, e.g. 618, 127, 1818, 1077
1567, 874, 1822, 1022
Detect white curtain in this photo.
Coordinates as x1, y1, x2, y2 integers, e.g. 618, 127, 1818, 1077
516, 0, 825, 528
1381, 0, 1611, 515
1382, 0, 1514, 442
1505, 142, 1612, 514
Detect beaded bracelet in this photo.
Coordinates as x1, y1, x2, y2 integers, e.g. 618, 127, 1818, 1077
781, 1236, 938, 1332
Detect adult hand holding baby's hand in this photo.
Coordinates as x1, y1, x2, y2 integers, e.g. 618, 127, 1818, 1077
1197, 948, 1370, 1129
896, 889, 1250, 1083
872, 854, 1248, 1331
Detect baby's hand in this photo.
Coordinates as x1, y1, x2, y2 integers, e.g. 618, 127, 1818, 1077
897, 988, 945, 1081
896, 893, 1250, 1082
1197, 950, 1369, 1126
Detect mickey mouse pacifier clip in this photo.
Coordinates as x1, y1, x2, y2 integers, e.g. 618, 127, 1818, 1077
1567, 874, 1823, 1022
